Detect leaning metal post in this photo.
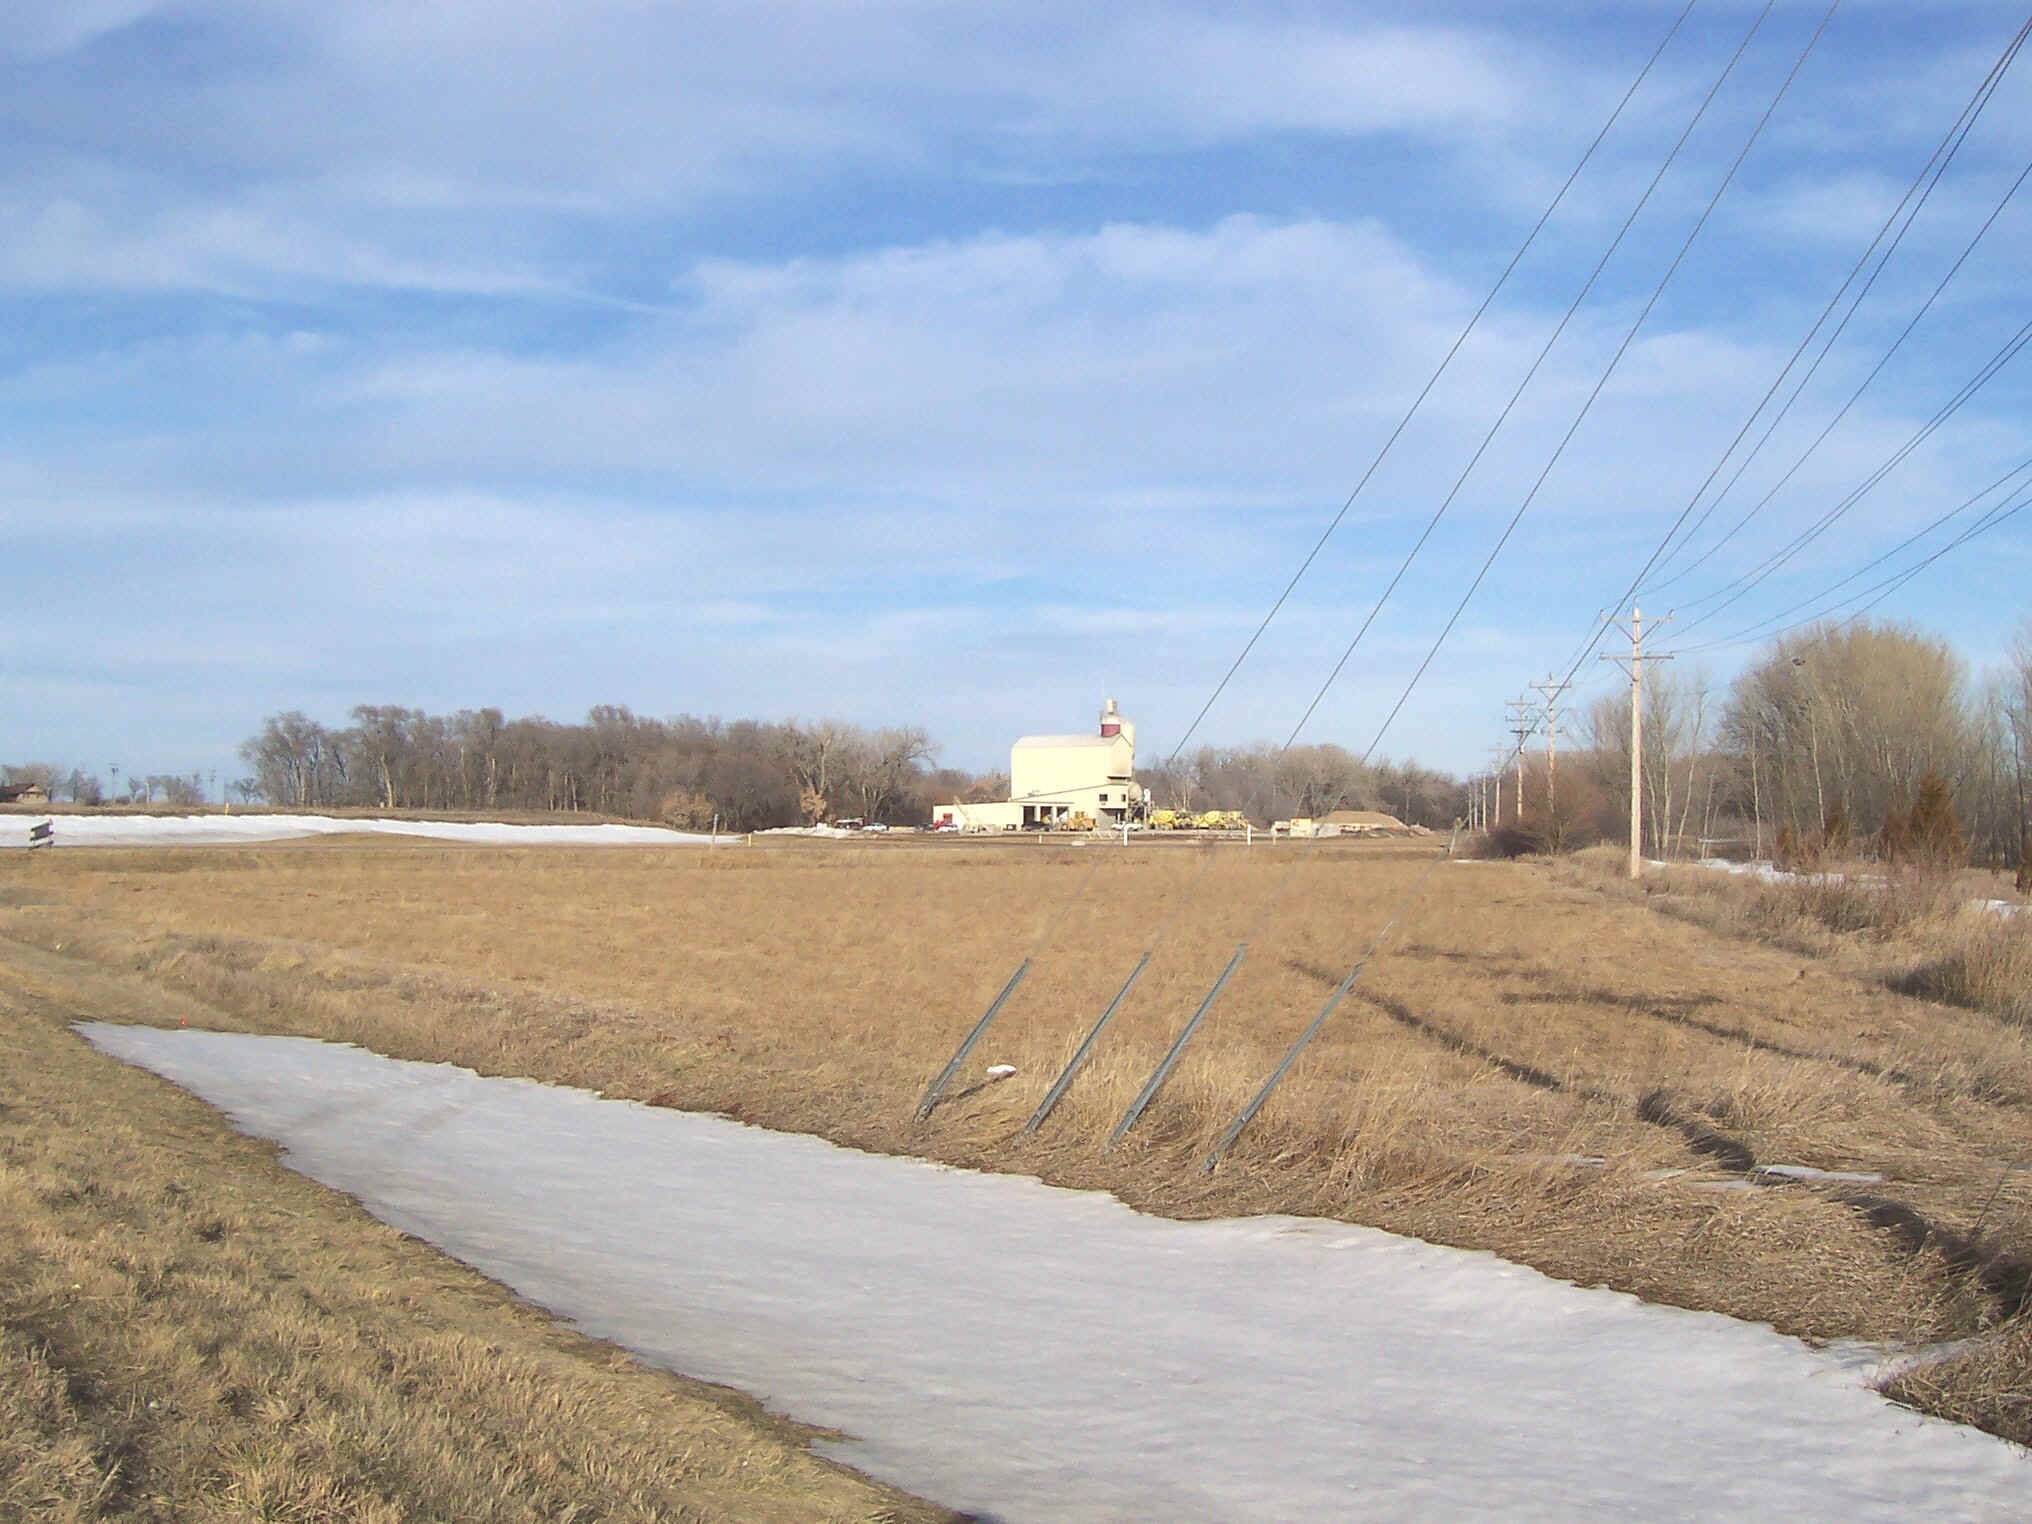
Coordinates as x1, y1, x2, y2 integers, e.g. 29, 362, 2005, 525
1200, 825, 1458, 1173
1107, 943, 1248, 1149
1198, 964, 1364, 1175
915, 958, 1033, 1122
1019, 951, 1151, 1139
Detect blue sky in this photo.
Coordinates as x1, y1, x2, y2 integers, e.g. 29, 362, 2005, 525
3, 1, 2028, 787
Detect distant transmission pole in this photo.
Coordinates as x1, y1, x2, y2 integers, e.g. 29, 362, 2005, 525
1603, 605, 1674, 879
1487, 746, 1510, 826
1529, 676, 1573, 819
1504, 698, 1537, 819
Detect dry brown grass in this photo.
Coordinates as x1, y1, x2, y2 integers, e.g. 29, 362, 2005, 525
1609, 850, 2032, 1029
3, 837, 2030, 1448
0, 943, 955, 1523
1890, 915, 2032, 1027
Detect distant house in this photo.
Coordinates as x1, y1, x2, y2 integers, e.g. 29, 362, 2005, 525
0, 783, 50, 805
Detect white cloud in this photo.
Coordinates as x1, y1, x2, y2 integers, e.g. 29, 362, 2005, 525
3, 2, 2029, 784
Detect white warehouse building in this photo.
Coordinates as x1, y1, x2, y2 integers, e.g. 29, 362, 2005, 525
934, 700, 1140, 831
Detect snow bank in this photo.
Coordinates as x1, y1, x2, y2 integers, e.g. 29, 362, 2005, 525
80, 1027, 2027, 1523
1668, 859, 2025, 917
0, 813, 726, 848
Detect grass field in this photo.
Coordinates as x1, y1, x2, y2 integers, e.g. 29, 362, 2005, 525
3, 835, 2029, 1458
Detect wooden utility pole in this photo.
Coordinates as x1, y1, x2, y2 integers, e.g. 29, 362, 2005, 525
1603, 605, 1673, 879
1530, 676, 1573, 819
1504, 698, 1536, 820
1488, 746, 1510, 827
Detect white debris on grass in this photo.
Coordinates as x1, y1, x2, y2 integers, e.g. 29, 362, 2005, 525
1752, 1164, 1888, 1185
79, 1027, 2030, 1523
0, 813, 726, 848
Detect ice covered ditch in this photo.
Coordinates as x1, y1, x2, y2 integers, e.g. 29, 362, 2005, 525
81, 1028, 2029, 1523
0, 813, 725, 848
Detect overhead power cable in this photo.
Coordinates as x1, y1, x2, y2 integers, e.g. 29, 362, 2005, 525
1156, 0, 1699, 769
1211, 5, 2032, 1169
1639, 11, 2032, 593
1668, 309, 2032, 641
1560, 11, 2032, 687
1349, 0, 1835, 767
1676, 460, 2032, 655
1667, 152, 2032, 626
1699, 488, 2032, 655
1276, 0, 1775, 753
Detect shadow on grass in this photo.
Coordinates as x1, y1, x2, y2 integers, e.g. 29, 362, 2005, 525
1284, 958, 2032, 1319
1498, 983, 1931, 1095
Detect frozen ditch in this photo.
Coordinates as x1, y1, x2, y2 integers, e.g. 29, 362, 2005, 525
81, 1026, 2029, 1523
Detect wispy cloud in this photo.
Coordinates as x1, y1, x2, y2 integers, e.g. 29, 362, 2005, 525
1, 1, 2027, 782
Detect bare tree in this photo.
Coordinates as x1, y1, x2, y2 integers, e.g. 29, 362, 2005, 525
1718, 620, 1973, 847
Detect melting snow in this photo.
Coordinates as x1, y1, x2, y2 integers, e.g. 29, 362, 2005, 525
1665, 859, 2025, 917
1, 813, 725, 848
80, 1027, 2029, 1522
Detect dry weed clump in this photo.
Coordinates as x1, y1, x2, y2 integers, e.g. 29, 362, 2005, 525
1885, 1318, 2032, 1449
1889, 913, 2032, 1027
1616, 855, 2031, 1028
7, 839, 2032, 1445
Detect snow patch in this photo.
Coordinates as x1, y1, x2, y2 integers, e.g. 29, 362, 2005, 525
0, 813, 727, 848
78, 1026, 2029, 1523
1665, 859, 2025, 918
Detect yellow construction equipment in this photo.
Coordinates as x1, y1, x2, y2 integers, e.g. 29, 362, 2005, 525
1060, 811, 1095, 832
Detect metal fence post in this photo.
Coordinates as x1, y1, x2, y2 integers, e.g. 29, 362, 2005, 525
1107, 943, 1247, 1148
916, 958, 1033, 1121
1019, 952, 1151, 1139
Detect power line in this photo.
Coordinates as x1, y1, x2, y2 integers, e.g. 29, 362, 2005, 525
1640, 12, 2032, 593
1354, 0, 1836, 766
1275, 2, 1775, 753
1121, 4, 1845, 1149
1662, 148, 2032, 621
1677, 451, 2032, 652
1677, 470, 2032, 656
1155, 0, 1702, 769
1669, 309, 2032, 641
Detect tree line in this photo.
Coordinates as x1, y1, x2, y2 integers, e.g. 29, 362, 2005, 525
1141, 746, 1466, 829
14, 611, 2024, 868
1550, 616, 2031, 871
235, 707, 959, 830
230, 706, 1473, 831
